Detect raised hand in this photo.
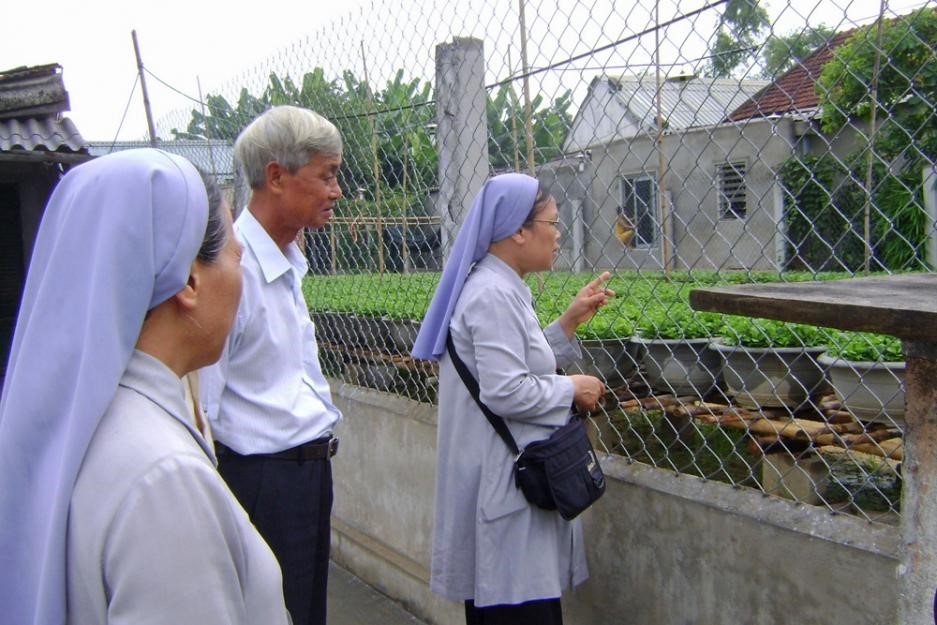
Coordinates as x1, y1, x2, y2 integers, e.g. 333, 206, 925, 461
558, 271, 615, 338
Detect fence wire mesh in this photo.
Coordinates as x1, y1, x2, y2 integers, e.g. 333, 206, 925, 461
150, 0, 936, 524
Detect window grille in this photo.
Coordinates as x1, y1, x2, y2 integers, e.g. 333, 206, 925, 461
619, 175, 657, 246
718, 161, 747, 219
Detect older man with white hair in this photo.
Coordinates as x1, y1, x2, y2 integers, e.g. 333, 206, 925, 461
201, 105, 344, 625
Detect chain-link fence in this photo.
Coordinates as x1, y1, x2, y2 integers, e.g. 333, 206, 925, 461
153, 0, 937, 525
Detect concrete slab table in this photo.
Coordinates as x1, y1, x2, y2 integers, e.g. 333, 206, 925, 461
689, 272, 937, 625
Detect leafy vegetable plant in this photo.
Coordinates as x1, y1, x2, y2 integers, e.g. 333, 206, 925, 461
825, 330, 903, 362
720, 316, 825, 348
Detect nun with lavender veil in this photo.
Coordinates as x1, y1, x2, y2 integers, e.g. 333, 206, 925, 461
0, 149, 289, 625
412, 173, 611, 625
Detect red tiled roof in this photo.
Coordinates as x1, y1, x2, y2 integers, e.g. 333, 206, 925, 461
729, 30, 855, 121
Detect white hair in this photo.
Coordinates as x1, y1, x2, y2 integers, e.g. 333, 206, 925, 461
235, 105, 343, 189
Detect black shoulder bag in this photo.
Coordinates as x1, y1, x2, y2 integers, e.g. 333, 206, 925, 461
446, 334, 606, 520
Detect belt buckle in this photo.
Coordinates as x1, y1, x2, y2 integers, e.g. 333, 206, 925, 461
328, 436, 340, 458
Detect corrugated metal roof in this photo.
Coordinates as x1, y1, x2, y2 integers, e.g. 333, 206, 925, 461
88, 140, 236, 180
0, 116, 86, 152
610, 76, 770, 131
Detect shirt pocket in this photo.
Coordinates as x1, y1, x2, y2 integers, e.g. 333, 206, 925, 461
478, 448, 529, 522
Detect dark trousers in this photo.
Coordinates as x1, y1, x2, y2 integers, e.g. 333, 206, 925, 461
464, 598, 563, 625
217, 449, 333, 625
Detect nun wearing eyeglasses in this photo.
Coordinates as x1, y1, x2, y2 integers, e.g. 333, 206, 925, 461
412, 173, 613, 625
0, 149, 290, 625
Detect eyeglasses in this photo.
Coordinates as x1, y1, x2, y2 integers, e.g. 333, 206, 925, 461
528, 218, 560, 228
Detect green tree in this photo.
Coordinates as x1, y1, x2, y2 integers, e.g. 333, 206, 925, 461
761, 25, 835, 78
818, 7, 937, 164
172, 89, 267, 140
486, 85, 573, 172
814, 7, 936, 270
706, 0, 770, 78
175, 69, 574, 195
373, 70, 437, 196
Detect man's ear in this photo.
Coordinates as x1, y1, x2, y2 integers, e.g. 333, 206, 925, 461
173, 263, 201, 312
265, 161, 286, 193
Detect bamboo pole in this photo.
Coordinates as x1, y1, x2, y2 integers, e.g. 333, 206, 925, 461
360, 40, 384, 272
196, 77, 217, 178
862, 0, 888, 273
653, 0, 671, 276
131, 30, 157, 146
518, 0, 535, 176
330, 222, 337, 275
402, 133, 409, 272
508, 48, 521, 172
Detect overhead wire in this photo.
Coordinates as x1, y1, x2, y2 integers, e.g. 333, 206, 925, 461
108, 74, 140, 151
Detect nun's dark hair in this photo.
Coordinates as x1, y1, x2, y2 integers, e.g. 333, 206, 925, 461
522, 180, 554, 224
196, 169, 228, 263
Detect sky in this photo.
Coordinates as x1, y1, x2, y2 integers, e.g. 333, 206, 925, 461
4, 0, 930, 143
2, 0, 372, 141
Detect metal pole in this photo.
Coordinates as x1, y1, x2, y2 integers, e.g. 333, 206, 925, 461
131, 30, 157, 146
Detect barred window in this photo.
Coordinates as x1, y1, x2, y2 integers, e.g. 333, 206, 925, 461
718, 162, 747, 219
619, 175, 658, 247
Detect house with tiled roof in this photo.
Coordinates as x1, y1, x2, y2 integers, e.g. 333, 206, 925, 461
728, 30, 854, 122
726, 9, 937, 271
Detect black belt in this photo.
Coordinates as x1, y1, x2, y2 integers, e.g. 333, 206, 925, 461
215, 436, 339, 461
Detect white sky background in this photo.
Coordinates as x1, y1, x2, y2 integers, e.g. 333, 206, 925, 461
3, 0, 931, 142
1, 0, 373, 141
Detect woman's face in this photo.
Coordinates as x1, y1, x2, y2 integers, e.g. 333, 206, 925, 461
193, 203, 242, 366
522, 197, 561, 273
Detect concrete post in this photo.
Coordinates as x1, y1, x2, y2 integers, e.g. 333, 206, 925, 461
571, 199, 585, 273
773, 180, 786, 271
898, 339, 937, 625
232, 157, 251, 219
924, 164, 936, 268
434, 37, 489, 259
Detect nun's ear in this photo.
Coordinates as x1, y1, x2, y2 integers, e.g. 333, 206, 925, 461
511, 225, 531, 244
172, 263, 201, 312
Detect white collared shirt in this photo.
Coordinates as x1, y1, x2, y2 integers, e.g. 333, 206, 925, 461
199, 209, 342, 454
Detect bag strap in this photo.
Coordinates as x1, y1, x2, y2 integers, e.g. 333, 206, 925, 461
446, 333, 520, 456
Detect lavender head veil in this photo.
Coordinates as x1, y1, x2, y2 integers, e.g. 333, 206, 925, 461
411, 173, 539, 361
0, 148, 209, 624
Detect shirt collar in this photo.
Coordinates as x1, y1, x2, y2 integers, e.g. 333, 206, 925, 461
235, 209, 308, 284
120, 350, 217, 464
476, 253, 532, 306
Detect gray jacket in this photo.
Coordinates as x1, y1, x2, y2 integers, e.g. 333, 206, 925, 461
430, 254, 589, 607
67, 350, 290, 625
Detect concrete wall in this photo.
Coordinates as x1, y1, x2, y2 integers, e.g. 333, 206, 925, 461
587, 118, 799, 272
330, 381, 899, 625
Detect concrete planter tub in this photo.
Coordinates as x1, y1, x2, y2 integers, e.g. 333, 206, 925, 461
632, 336, 723, 396
709, 340, 828, 410
817, 353, 906, 425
